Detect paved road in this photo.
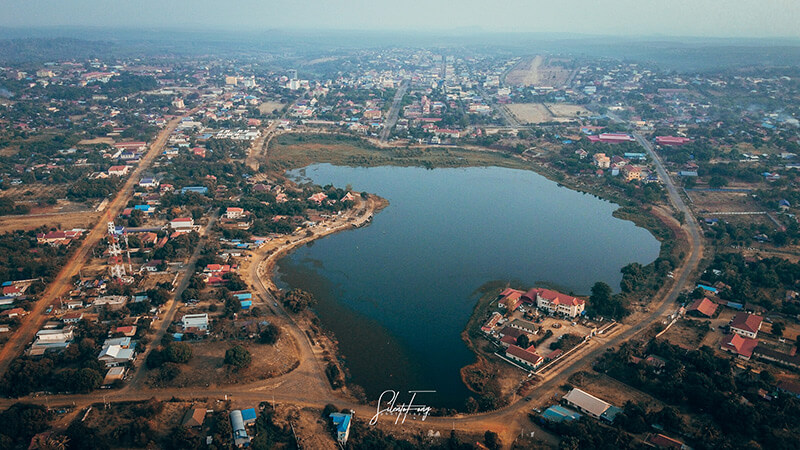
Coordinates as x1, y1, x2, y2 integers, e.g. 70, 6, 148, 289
0, 113, 191, 378
379, 80, 409, 142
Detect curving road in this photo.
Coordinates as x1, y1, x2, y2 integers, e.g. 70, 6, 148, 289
0, 125, 704, 447
0, 112, 194, 379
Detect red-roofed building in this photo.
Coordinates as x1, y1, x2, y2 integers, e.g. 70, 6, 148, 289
721, 333, 758, 360
108, 165, 130, 176
2, 285, 22, 297
686, 297, 718, 318
2, 308, 27, 318
524, 288, 585, 318
481, 312, 502, 334
505, 345, 544, 369
587, 133, 635, 144
730, 313, 763, 339
62, 312, 84, 323
647, 433, 687, 449
115, 326, 137, 337
204, 264, 231, 273
656, 136, 692, 146
308, 192, 328, 204
225, 207, 246, 220
498, 288, 525, 311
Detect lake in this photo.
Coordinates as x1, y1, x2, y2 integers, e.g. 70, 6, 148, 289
276, 164, 660, 409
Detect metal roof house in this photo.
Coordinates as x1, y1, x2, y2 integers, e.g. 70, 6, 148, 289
230, 409, 250, 446
562, 388, 621, 422
329, 412, 352, 445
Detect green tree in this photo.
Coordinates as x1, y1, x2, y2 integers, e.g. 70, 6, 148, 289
282, 288, 316, 313
772, 321, 785, 337
259, 323, 281, 345
516, 334, 530, 348
164, 342, 193, 364
709, 176, 728, 188
224, 345, 251, 370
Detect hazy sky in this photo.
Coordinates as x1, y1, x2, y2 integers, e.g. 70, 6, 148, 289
4, 0, 800, 38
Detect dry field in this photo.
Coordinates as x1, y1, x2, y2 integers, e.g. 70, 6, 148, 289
505, 55, 571, 87
657, 318, 710, 349
77, 137, 115, 145
506, 103, 590, 124
150, 338, 299, 388
506, 103, 553, 124
545, 103, 591, 118
0, 210, 99, 233
568, 370, 664, 410
688, 190, 765, 213
258, 101, 285, 115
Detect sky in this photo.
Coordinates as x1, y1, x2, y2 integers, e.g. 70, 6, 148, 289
3, 0, 800, 39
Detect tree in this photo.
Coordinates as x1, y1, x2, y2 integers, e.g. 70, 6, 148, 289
516, 334, 530, 348
282, 288, 316, 313
164, 342, 193, 364
484, 430, 500, 450
224, 345, 251, 370
709, 176, 728, 188
259, 323, 281, 345
772, 321, 785, 337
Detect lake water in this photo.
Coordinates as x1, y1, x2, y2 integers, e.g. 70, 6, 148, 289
276, 164, 660, 409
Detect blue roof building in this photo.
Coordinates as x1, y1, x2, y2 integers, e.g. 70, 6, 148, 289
329, 413, 352, 445
181, 186, 208, 195
240, 300, 252, 310
241, 408, 257, 424
541, 405, 582, 423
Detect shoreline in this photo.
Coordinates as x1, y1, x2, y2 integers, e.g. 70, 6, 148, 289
256, 194, 389, 296
257, 133, 683, 412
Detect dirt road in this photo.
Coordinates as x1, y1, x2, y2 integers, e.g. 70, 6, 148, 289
0, 113, 189, 379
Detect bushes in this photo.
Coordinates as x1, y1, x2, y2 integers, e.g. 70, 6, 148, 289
224, 345, 251, 370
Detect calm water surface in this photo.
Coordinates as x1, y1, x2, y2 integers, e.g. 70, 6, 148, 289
276, 164, 660, 409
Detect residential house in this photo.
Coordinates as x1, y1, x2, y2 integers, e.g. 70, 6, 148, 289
561, 388, 621, 422
181, 314, 209, 333
108, 165, 130, 177
541, 405, 582, 423
730, 313, 762, 339
31, 327, 74, 351
181, 407, 207, 428
230, 409, 251, 446
593, 153, 611, 169
647, 433, 688, 449
62, 312, 83, 323
686, 297, 718, 318
102, 366, 126, 386
98, 345, 135, 367
329, 412, 352, 445
721, 333, 758, 360
92, 295, 128, 311
170, 217, 194, 230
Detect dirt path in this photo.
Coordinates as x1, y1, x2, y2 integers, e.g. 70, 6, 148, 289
0, 111, 194, 379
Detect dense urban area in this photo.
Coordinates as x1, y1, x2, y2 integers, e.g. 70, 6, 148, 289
0, 36, 799, 450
